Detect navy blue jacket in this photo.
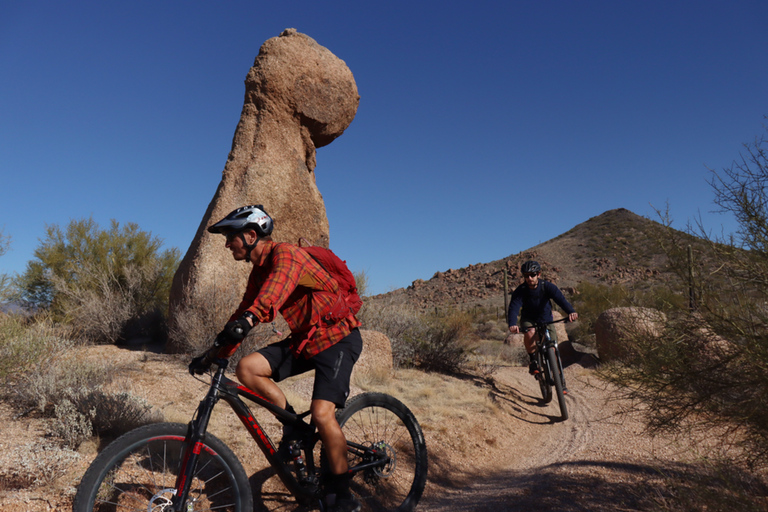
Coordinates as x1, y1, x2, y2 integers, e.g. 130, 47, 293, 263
507, 280, 575, 326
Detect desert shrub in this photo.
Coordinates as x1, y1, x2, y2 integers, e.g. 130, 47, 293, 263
168, 278, 245, 354
643, 458, 768, 512
353, 269, 369, 297
53, 398, 93, 449
16, 217, 180, 344
474, 319, 508, 341
0, 313, 59, 380
357, 293, 425, 368
570, 282, 632, 344
0, 312, 162, 487
6, 333, 163, 448
52, 260, 171, 344
602, 122, 768, 470
11, 350, 111, 414
571, 281, 686, 345
407, 309, 473, 373
0, 440, 80, 489
53, 387, 163, 448
0, 313, 74, 385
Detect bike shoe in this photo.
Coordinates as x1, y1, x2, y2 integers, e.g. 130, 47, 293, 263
276, 424, 301, 462
528, 361, 540, 375
328, 495, 361, 512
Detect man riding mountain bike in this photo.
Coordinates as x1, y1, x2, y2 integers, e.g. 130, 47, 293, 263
507, 260, 578, 377
189, 204, 363, 512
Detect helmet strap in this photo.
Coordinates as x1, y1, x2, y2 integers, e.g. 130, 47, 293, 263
240, 232, 259, 263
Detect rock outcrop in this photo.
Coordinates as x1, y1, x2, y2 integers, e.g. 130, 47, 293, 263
594, 307, 666, 362
168, 29, 359, 351
351, 329, 394, 383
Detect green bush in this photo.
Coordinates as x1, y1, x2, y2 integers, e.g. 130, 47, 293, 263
16, 217, 180, 344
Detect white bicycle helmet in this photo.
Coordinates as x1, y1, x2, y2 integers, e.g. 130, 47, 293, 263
208, 205, 274, 237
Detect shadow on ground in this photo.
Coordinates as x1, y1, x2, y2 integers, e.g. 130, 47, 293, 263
420, 458, 768, 512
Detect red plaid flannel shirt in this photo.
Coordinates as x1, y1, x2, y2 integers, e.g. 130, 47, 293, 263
222, 241, 360, 358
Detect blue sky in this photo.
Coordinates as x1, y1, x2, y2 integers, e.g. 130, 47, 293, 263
1, 1, 766, 295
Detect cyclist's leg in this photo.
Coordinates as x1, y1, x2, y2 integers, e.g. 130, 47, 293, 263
520, 319, 538, 353
236, 336, 305, 409
309, 329, 362, 505
312, 398, 347, 473
520, 320, 539, 373
236, 352, 288, 407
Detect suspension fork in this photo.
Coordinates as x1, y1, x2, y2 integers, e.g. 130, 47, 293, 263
541, 329, 566, 388
171, 368, 224, 510
538, 327, 553, 382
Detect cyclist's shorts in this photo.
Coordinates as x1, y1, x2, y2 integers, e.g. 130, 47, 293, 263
520, 319, 557, 342
259, 328, 362, 407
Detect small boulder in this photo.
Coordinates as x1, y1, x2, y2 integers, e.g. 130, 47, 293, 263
594, 307, 666, 362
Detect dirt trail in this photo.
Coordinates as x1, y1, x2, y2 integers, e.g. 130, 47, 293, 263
417, 364, 686, 512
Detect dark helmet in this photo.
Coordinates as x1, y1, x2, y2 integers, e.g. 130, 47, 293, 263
208, 205, 274, 237
520, 260, 541, 274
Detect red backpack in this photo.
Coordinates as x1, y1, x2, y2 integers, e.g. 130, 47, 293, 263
299, 240, 363, 323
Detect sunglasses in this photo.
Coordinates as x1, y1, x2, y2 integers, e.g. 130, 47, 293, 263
225, 232, 240, 243
523, 272, 539, 278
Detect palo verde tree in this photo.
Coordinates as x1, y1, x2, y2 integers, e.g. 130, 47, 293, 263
601, 121, 768, 470
17, 218, 180, 344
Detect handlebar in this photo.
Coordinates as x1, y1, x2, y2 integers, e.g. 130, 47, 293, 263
537, 317, 570, 326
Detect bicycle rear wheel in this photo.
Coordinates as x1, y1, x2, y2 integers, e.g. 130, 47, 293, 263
336, 392, 428, 512
72, 422, 252, 512
537, 349, 553, 403
547, 347, 569, 421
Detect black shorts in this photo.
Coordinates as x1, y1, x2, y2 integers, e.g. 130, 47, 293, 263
258, 328, 363, 407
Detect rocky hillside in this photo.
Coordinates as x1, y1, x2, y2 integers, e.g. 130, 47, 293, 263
373, 208, 697, 310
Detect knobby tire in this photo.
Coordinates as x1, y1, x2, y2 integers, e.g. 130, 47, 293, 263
336, 392, 428, 512
547, 346, 569, 421
72, 422, 252, 512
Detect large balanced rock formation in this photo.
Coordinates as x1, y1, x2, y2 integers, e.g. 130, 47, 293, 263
168, 29, 359, 352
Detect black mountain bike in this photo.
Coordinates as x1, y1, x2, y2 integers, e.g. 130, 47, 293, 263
529, 318, 569, 421
72, 356, 428, 512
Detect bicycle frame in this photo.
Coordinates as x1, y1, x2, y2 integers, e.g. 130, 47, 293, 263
172, 358, 391, 510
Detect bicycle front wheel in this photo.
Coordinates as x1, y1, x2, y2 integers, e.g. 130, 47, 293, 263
337, 392, 428, 512
547, 347, 569, 421
72, 422, 253, 512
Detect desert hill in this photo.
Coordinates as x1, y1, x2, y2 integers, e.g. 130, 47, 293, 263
372, 208, 694, 310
